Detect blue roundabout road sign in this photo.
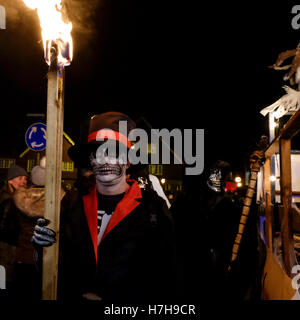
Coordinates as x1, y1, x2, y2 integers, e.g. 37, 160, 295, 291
25, 123, 47, 152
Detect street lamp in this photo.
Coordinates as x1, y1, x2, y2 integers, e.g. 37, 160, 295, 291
235, 176, 242, 183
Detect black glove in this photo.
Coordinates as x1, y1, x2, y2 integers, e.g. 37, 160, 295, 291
31, 218, 56, 248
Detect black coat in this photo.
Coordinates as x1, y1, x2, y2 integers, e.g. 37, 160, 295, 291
171, 184, 241, 302
58, 180, 177, 303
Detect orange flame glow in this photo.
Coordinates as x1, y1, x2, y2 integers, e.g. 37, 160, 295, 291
22, 0, 73, 67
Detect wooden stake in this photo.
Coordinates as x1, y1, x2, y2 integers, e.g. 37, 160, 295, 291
228, 145, 266, 270
279, 138, 296, 277
42, 64, 64, 300
229, 170, 259, 265
264, 157, 273, 251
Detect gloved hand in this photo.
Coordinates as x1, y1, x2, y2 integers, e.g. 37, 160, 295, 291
31, 218, 56, 248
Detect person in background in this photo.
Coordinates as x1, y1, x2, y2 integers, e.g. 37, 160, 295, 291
0, 165, 28, 300
0, 159, 65, 301
171, 160, 241, 301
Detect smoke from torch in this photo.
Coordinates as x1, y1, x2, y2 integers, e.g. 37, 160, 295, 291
22, 0, 73, 68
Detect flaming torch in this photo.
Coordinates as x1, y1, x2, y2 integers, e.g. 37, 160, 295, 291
22, 0, 73, 300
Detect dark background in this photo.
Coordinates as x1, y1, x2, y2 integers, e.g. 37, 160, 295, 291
1, 1, 300, 176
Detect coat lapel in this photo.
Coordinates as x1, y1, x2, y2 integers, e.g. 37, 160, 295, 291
82, 180, 142, 263
82, 186, 98, 263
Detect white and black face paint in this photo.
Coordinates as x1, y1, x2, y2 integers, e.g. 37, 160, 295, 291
207, 168, 223, 193
90, 152, 127, 186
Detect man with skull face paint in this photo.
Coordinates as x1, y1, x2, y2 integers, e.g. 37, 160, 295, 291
32, 112, 177, 303
171, 160, 241, 301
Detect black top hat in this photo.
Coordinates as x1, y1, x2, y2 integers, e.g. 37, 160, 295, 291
68, 111, 137, 169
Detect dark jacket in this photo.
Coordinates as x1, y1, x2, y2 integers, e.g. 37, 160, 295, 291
171, 183, 241, 302
58, 180, 176, 303
0, 183, 20, 246
0, 184, 40, 290
0, 185, 47, 264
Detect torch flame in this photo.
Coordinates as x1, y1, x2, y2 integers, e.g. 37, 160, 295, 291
22, 0, 73, 67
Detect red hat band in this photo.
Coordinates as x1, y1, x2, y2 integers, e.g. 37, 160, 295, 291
88, 129, 132, 149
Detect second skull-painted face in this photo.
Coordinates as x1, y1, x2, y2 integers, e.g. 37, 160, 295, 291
207, 168, 223, 193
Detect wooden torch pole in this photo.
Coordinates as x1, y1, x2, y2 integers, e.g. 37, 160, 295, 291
228, 147, 265, 271
229, 169, 260, 266
42, 45, 64, 300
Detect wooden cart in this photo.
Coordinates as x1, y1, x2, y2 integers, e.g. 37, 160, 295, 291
259, 109, 300, 299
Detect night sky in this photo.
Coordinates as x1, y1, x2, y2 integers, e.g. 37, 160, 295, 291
1, 1, 300, 176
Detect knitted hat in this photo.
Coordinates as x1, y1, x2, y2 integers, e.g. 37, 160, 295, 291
31, 166, 45, 186
7, 165, 28, 181
31, 157, 46, 186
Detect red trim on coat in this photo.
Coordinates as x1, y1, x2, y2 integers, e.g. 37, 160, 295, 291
88, 129, 131, 149
82, 180, 142, 264
82, 186, 98, 263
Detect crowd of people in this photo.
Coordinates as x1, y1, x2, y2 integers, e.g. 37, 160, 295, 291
0, 112, 262, 302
